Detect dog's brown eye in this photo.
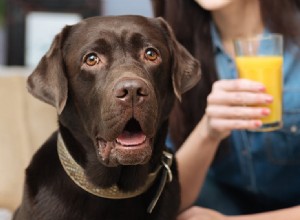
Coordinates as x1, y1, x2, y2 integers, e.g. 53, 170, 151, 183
84, 53, 100, 66
144, 48, 159, 61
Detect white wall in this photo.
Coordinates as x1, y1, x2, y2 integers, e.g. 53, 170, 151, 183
101, 0, 153, 17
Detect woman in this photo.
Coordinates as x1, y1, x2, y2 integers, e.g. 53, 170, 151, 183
151, 0, 300, 219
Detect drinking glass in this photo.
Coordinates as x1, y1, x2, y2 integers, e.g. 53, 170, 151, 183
234, 34, 283, 131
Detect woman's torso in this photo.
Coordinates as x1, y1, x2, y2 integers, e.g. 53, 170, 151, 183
210, 23, 300, 205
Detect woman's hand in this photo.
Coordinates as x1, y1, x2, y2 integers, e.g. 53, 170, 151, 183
176, 78, 273, 210
204, 78, 273, 140
177, 206, 227, 220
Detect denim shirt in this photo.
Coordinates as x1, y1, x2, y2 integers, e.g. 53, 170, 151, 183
210, 23, 300, 205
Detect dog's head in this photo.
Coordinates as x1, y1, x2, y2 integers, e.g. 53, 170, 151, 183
27, 15, 200, 168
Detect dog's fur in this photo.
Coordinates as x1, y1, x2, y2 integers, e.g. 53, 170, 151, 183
13, 15, 200, 220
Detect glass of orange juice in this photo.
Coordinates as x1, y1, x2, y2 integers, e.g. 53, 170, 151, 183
234, 34, 283, 132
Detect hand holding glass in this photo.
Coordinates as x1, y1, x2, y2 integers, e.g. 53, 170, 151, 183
234, 34, 283, 131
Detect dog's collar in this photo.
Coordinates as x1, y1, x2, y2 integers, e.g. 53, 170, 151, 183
57, 132, 173, 213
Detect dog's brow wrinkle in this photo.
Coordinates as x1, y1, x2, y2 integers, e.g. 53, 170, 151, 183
130, 33, 144, 46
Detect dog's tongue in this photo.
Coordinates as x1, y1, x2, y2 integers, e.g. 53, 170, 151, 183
116, 131, 146, 146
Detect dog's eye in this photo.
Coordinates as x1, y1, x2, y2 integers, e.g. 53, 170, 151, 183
84, 53, 100, 66
144, 48, 159, 61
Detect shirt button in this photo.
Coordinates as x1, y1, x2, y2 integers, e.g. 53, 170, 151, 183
290, 125, 298, 133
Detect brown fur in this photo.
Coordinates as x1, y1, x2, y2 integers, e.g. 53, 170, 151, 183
13, 15, 200, 220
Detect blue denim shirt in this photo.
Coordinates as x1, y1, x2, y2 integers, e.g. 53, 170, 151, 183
210, 23, 300, 205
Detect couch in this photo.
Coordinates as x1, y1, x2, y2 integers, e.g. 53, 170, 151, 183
0, 67, 57, 212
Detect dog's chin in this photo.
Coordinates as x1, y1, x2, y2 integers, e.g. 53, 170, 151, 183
97, 132, 153, 167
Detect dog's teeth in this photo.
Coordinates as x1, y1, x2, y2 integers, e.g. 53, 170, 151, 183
98, 140, 113, 161
97, 139, 106, 149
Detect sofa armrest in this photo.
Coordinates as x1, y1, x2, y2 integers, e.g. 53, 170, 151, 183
0, 68, 57, 211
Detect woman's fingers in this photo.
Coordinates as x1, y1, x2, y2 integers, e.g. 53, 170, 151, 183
208, 79, 272, 106
206, 105, 270, 119
207, 90, 273, 106
209, 118, 262, 131
212, 78, 266, 92
203, 79, 273, 138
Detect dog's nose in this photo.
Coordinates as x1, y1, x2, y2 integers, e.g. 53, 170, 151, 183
114, 78, 149, 105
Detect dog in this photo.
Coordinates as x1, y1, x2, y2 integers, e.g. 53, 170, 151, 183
13, 15, 200, 220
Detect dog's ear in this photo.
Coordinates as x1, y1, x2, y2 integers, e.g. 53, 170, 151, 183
27, 25, 71, 114
155, 17, 201, 101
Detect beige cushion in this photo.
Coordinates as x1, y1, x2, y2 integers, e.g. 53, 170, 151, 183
0, 67, 57, 211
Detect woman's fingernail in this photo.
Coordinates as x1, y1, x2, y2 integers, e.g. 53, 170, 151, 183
261, 108, 270, 116
254, 120, 262, 127
265, 96, 273, 103
258, 85, 266, 92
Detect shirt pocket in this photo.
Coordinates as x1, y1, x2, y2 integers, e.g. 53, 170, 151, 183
265, 88, 300, 165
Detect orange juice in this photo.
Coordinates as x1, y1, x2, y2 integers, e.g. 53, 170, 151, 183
235, 56, 283, 131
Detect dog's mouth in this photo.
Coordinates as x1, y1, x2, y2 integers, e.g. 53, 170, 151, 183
116, 119, 146, 146
97, 118, 152, 167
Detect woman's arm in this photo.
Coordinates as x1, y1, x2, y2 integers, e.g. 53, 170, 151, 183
176, 115, 221, 210
177, 205, 300, 220
176, 79, 273, 210
233, 206, 300, 220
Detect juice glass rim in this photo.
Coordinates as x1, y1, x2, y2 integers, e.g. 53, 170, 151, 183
233, 33, 283, 57
233, 33, 283, 43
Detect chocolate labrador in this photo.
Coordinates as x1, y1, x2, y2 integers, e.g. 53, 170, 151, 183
13, 15, 200, 220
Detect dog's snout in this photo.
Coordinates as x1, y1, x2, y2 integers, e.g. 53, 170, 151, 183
114, 79, 149, 105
